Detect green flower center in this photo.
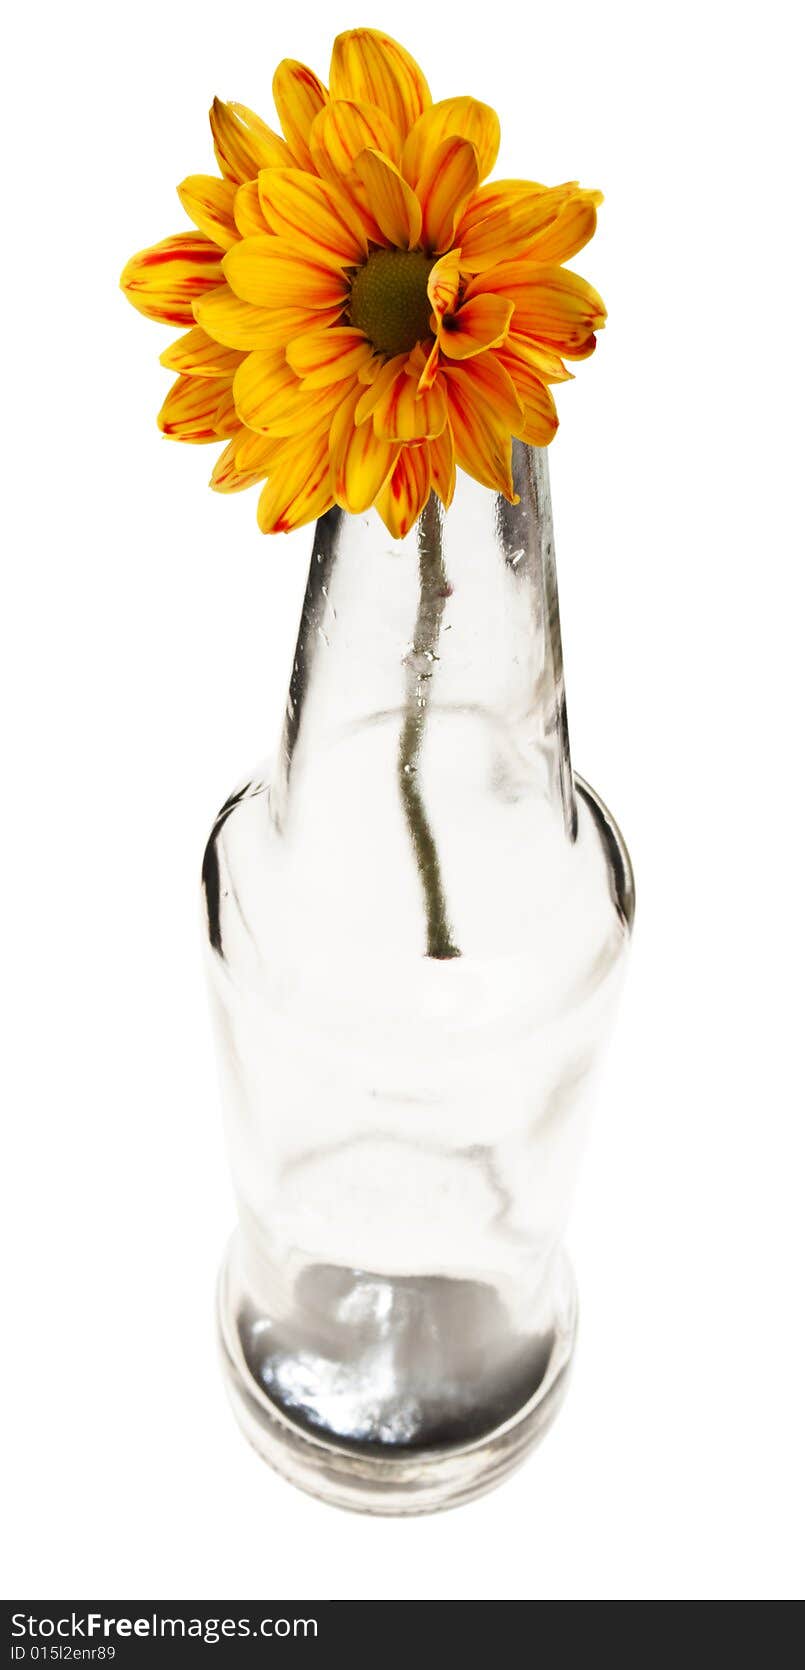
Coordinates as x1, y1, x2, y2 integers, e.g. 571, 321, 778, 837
349, 249, 438, 357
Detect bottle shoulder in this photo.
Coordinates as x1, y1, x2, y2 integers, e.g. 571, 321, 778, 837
201, 746, 632, 1018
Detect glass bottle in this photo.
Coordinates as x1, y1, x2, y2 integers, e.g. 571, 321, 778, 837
204, 440, 634, 1513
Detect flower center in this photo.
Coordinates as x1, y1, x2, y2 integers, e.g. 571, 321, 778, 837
349, 249, 437, 357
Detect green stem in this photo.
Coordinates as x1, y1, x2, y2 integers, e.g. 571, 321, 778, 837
398, 494, 461, 960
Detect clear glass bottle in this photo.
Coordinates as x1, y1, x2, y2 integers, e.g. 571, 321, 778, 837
204, 441, 634, 1513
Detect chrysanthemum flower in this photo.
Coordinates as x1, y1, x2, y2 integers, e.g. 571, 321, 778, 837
121, 28, 605, 538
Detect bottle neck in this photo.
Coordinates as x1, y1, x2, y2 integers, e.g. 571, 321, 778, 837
275, 442, 576, 842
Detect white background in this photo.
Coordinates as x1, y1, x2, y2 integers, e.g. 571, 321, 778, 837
3, 0, 804, 1602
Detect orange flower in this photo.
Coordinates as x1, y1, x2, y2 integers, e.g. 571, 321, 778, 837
121, 28, 605, 538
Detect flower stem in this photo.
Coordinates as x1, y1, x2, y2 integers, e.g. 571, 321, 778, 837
398, 494, 461, 960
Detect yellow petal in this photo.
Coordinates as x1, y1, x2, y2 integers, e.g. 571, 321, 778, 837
235, 427, 284, 470
506, 332, 573, 383
353, 149, 422, 248
330, 385, 401, 512
211, 434, 271, 492
427, 249, 461, 320
356, 350, 385, 386
287, 326, 374, 388
194, 283, 342, 350
310, 98, 402, 180
443, 351, 523, 430
402, 97, 500, 189
212, 385, 239, 436
157, 374, 235, 442
210, 98, 292, 184
232, 349, 305, 430
257, 168, 364, 265
308, 101, 399, 243
438, 294, 513, 360
454, 177, 546, 221
120, 235, 223, 326
272, 60, 329, 171
417, 337, 441, 393
442, 355, 524, 499
527, 191, 602, 265
456, 182, 581, 273
519, 395, 558, 449
497, 350, 559, 445
233, 180, 268, 239
416, 138, 479, 253
159, 325, 245, 378
445, 409, 514, 499
329, 29, 430, 136
257, 432, 334, 533
466, 263, 606, 357
428, 425, 456, 508
372, 362, 447, 441
353, 353, 408, 423
375, 444, 432, 538
234, 350, 351, 436
223, 235, 349, 311
177, 175, 237, 250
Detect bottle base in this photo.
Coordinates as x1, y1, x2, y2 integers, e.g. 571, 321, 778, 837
216, 1236, 578, 1516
